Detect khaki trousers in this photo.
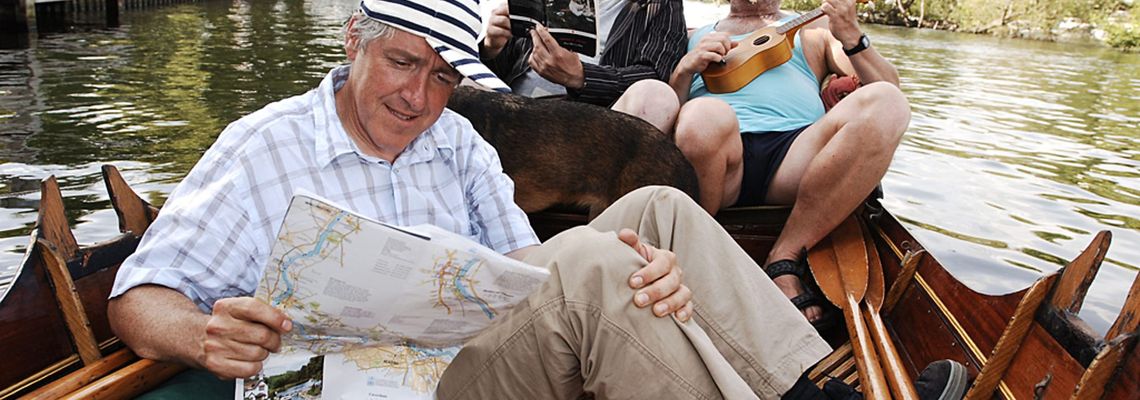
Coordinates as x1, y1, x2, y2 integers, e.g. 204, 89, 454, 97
437, 186, 831, 399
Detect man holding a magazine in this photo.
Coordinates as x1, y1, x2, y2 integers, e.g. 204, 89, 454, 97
480, 0, 687, 134
106, 0, 835, 398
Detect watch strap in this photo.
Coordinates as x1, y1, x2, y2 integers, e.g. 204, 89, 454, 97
843, 34, 869, 56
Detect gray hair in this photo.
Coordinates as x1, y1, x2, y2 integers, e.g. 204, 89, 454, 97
343, 10, 396, 51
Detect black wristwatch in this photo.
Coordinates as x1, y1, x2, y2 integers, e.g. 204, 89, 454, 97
843, 34, 870, 56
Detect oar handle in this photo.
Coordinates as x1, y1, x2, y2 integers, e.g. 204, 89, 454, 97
844, 294, 891, 399
864, 306, 919, 400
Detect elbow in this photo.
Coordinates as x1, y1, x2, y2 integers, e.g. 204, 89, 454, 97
108, 295, 156, 359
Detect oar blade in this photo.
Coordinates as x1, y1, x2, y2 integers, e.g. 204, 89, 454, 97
807, 235, 847, 309
863, 217, 885, 310
832, 215, 868, 301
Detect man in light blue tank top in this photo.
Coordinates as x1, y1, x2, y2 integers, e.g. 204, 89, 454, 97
667, 0, 909, 331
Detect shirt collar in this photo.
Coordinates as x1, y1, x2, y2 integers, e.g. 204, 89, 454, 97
314, 65, 456, 168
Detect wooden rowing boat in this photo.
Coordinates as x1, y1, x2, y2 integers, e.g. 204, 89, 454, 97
1, 164, 1136, 399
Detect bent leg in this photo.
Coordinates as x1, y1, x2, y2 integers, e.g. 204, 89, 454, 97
437, 226, 723, 400
674, 98, 744, 214
611, 80, 680, 135
590, 186, 831, 397
763, 82, 910, 320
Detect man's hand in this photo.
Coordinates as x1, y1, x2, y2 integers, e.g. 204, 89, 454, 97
528, 25, 585, 89
676, 32, 736, 75
201, 297, 293, 380
483, 3, 512, 59
618, 229, 694, 322
821, 0, 862, 49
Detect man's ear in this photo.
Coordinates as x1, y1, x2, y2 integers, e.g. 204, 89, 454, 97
344, 18, 360, 61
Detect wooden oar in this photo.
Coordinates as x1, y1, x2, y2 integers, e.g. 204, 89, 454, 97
861, 219, 919, 400
808, 215, 890, 399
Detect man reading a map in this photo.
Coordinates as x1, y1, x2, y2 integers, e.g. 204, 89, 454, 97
106, 0, 836, 398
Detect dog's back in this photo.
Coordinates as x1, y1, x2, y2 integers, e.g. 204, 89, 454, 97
447, 86, 699, 217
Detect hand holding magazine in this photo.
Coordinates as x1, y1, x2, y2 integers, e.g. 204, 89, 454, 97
237, 190, 550, 399
509, 0, 599, 56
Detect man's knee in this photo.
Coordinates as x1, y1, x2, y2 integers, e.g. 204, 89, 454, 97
623, 185, 695, 210
614, 80, 680, 131
675, 98, 737, 159
851, 82, 910, 142
540, 226, 644, 301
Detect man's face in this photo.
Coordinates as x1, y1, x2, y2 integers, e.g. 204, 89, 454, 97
343, 27, 462, 151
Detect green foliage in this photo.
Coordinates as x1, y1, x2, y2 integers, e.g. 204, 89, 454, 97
265, 355, 325, 397
704, 0, 1134, 49
783, 0, 822, 10
1104, 9, 1140, 50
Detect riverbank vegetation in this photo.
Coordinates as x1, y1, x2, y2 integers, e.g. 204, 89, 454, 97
780, 0, 1139, 51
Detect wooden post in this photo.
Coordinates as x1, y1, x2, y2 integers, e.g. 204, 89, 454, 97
1049, 231, 1111, 314
102, 165, 159, 236
1, 0, 37, 34
37, 176, 80, 259
105, 0, 120, 27
37, 238, 103, 366
963, 274, 1060, 400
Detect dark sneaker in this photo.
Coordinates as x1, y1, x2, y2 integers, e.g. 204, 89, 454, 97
915, 360, 968, 400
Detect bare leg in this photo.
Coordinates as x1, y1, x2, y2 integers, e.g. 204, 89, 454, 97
673, 97, 744, 214
764, 82, 911, 322
611, 80, 680, 135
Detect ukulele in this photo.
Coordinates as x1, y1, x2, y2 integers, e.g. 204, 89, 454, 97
701, 1, 865, 94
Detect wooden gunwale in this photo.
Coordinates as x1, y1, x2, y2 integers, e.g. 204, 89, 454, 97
871, 215, 1018, 399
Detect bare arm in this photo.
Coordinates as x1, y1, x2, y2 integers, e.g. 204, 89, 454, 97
109, 285, 292, 379
109, 285, 209, 367
818, 0, 900, 86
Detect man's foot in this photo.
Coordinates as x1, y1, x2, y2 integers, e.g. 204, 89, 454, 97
915, 359, 969, 400
772, 273, 824, 322
762, 258, 836, 330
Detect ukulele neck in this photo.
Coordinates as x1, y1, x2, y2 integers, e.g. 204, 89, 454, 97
775, 8, 824, 36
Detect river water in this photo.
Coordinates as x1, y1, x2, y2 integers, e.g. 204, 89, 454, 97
0, 0, 1137, 334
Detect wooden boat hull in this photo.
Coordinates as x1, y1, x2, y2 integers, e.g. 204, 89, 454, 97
2, 166, 1136, 399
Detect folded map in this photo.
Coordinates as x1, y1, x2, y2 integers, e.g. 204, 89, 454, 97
237, 191, 550, 399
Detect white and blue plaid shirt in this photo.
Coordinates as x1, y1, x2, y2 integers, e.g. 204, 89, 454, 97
110, 66, 539, 311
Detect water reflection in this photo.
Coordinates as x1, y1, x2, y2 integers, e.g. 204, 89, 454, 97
0, 2, 1137, 335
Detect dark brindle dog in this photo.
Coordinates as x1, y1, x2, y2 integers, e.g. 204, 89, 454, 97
447, 86, 700, 218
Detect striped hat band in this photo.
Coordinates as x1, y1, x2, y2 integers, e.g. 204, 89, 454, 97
360, 0, 510, 93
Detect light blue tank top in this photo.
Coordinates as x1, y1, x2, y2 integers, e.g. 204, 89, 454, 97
688, 22, 825, 133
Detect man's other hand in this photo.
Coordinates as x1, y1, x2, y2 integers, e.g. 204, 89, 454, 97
618, 229, 694, 322
202, 297, 293, 380
483, 3, 512, 59
821, 0, 862, 49
528, 25, 585, 89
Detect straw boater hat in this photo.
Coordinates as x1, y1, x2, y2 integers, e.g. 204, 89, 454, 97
360, 0, 510, 93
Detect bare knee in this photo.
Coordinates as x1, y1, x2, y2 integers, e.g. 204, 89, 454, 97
674, 98, 738, 161
849, 82, 910, 146
613, 80, 680, 134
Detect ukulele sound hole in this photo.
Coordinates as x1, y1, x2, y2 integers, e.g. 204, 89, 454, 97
753, 36, 770, 46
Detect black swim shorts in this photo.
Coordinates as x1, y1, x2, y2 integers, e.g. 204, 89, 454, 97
732, 124, 811, 207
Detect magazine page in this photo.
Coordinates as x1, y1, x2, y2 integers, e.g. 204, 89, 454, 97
237, 191, 550, 399
508, 0, 598, 56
